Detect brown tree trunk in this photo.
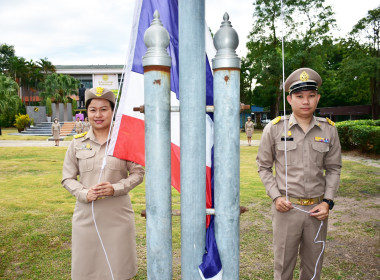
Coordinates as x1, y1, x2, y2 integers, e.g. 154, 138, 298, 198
370, 77, 380, 120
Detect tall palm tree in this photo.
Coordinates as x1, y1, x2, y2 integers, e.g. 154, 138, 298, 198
38, 73, 79, 104
37, 58, 56, 75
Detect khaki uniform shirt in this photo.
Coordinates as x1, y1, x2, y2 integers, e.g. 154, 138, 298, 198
256, 114, 342, 201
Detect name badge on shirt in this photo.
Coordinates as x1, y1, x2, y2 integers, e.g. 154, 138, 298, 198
281, 130, 293, 141
314, 137, 329, 143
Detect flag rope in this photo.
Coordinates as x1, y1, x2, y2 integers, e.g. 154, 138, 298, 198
280, 1, 325, 279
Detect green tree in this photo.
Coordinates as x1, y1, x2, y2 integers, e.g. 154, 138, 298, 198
0, 74, 20, 113
46, 97, 52, 117
71, 97, 77, 116
1, 44, 56, 106
0, 43, 16, 74
245, 0, 336, 117
339, 6, 380, 119
39, 73, 79, 104
0, 73, 23, 127
37, 58, 56, 75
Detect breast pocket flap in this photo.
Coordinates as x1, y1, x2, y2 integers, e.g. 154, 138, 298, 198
276, 141, 297, 152
76, 150, 96, 159
311, 142, 330, 153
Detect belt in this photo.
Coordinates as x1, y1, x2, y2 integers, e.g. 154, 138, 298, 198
283, 195, 324, 206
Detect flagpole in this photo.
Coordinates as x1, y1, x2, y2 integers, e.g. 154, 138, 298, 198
213, 13, 241, 279
143, 11, 173, 280
179, 0, 206, 279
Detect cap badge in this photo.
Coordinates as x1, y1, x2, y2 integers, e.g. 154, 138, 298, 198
300, 71, 309, 82
96, 87, 104, 94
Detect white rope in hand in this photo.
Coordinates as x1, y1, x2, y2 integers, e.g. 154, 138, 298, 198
279, 1, 325, 279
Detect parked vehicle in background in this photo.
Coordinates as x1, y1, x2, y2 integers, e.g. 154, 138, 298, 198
261, 118, 271, 126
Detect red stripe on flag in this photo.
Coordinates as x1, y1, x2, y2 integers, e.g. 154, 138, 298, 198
114, 115, 211, 226
113, 115, 145, 166
171, 143, 181, 192
206, 166, 212, 227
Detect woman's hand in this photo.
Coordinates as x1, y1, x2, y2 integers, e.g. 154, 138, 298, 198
93, 181, 115, 198
87, 188, 98, 202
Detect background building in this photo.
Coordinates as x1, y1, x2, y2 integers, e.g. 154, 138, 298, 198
56, 65, 123, 92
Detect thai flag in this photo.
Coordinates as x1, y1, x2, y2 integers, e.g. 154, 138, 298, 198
108, 0, 222, 279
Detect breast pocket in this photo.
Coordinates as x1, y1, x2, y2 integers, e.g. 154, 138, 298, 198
311, 142, 330, 167
275, 141, 297, 166
107, 156, 127, 171
76, 150, 96, 172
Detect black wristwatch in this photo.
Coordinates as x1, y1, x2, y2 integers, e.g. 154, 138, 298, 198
323, 199, 334, 210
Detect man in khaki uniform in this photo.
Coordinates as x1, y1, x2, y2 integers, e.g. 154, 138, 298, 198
256, 68, 342, 280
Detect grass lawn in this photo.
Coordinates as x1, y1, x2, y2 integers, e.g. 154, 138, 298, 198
0, 145, 378, 279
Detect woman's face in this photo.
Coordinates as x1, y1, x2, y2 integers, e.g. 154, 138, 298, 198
87, 99, 113, 131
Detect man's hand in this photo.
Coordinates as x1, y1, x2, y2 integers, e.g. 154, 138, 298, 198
275, 197, 294, 212
309, 202, 329, 220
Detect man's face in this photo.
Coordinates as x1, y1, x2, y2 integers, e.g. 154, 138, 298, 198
286, 90, 320, 119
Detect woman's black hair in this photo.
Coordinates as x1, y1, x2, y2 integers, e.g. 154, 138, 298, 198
85, 99, 115, 111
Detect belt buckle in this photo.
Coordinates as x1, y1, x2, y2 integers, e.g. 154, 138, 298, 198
301, 199, 310, 206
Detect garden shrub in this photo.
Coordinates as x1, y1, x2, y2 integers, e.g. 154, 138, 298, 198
336, 120, 380, 154
14, 113, 30, 132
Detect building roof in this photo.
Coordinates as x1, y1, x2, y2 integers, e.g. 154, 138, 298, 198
56, 65, 124, 75
319, 105, 371, 116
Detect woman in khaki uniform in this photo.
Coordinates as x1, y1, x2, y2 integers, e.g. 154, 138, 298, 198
74, 117, 83, 134
245, 116, 254, 146
82, 117, 91, 132
62, 87, 145, 280
51, 118, 61, 146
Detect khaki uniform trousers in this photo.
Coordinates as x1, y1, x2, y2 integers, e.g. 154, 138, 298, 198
272, 203, 328, 280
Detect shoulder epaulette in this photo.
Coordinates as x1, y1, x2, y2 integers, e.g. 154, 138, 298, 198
74, 131, 88, 139
272, 116, 282, 125
326, 117, 335, 126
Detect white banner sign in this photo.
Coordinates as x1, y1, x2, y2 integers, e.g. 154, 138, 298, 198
93, 74, 118, 90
